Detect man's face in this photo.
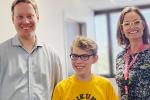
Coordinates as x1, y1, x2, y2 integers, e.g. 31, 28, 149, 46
12, 2, 39, 39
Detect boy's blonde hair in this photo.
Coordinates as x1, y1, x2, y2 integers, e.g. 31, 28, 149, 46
71, 36, 98, 55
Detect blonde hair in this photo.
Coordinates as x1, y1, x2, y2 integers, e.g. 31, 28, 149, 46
71, 36, 98, 55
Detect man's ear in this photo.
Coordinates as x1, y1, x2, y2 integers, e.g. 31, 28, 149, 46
37, 14, 39, 22
12, 15, 14, 24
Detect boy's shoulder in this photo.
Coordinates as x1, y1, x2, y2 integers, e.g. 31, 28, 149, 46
54, 75, 75, 90
93, 75, 112, 86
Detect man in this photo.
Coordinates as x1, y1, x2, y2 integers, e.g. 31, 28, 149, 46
0, 0, 63, 100
52, 36, 118, 100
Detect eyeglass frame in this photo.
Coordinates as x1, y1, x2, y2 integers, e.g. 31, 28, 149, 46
121, 19, 143, 27
70, 53, 95, 61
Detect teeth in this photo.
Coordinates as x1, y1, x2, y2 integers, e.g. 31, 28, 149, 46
76, 66, 83, 69
130, 31, 138, 34
22, 27, 30, 30
23, 28, 29, 29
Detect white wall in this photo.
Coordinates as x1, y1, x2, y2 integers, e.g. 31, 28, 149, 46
0, 0, 15, 42
0, 0, 95, 78
63, 0, 95, 40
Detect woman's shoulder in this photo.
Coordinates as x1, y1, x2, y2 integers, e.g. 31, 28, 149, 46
116, 49, 126, 59
142, 44, 150, 54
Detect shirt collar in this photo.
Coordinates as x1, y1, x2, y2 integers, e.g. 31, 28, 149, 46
12, 35, 43, 47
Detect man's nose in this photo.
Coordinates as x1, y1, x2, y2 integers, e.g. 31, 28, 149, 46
23, 17, 30, 23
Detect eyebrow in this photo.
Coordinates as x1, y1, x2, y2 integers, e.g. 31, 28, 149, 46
123, 18, 141, 22
73, 52, 95, 55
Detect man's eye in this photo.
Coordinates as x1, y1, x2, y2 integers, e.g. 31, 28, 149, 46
17, 16, 23, 19
27, 15, 34, 19
27, 16, 32, 19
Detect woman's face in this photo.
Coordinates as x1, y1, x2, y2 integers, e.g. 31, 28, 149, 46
121, 11, 144, 42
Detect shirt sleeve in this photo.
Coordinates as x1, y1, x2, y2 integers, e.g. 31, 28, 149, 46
52, 83, 62, 100
106, 80, 119, 100
53, 53, 63, 86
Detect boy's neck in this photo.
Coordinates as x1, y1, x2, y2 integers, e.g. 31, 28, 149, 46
75, 73, 92, 82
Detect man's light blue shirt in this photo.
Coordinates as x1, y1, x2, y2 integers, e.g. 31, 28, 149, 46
0, 35, 63, 100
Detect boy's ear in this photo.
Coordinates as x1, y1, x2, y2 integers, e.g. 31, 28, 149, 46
93, 55, 98, 64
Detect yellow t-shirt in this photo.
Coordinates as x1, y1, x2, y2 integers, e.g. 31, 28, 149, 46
52, 74, 118, 100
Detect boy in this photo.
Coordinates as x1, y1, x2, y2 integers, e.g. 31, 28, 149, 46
52, 36, 118, 100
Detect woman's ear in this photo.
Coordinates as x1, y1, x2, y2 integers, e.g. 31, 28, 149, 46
120, 25, 124, 35
142, 21, 145, 31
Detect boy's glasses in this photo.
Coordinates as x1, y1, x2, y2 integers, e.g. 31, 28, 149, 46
122, 19, 143, 27
70, 53, 94, 61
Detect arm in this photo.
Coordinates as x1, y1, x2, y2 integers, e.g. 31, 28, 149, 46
46, 46, 63, 98
53, 53, 63, 86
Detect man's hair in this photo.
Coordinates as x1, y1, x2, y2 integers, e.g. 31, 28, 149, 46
71, 36, 98, 55
11, 0, 39, 16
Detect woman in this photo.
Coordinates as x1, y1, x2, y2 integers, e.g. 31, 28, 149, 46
115, 6, 150, 100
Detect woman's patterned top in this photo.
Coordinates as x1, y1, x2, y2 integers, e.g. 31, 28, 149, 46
115, 47, 150, 100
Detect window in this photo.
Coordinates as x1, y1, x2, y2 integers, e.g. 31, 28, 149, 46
94, 14, 110, 75
141, 9, 150, 27
110, 12, 123, 73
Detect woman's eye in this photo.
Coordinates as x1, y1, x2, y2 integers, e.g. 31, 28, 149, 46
134, 20, 140, 24
124, 23, 130, 26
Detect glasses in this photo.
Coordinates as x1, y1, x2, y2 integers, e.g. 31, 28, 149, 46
70, 53, 94, 61
122, 20, 143, 27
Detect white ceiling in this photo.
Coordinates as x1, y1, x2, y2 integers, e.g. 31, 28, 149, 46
81, 0, 150, 11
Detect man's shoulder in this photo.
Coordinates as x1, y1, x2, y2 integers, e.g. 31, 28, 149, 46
0, 37, 13, 48
40, 43, 57, 55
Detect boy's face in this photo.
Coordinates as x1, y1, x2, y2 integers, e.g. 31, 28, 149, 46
12, 2, 39, 39
71, 46, 97, 76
